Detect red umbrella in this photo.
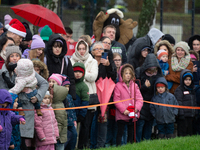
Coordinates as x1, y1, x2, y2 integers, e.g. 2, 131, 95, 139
96, 77, 115, 117
11, 4, 66, 34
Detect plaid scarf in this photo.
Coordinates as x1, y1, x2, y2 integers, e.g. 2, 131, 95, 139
171, 54, 191, 71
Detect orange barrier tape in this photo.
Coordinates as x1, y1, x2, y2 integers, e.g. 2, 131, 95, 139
1, 97, 200, 111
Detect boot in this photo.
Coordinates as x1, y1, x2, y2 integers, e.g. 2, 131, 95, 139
19, 110, 25, 116
158, 134, 165, 139
36, 109, 43, 116
166, 134, 174, 139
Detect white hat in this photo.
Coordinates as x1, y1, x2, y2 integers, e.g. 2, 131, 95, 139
106, 8, 124, 18
7, 19, 26, 38
157, 49, 168, 60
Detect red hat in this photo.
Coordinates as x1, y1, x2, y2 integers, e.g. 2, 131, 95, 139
156, 83, 166, 87
157, 49, 168, 60
7, 19, 26, 37
73, 66, 85, 75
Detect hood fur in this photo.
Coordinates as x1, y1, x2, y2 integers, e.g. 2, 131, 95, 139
189, 50, 199, 61
32, 60, 49, 80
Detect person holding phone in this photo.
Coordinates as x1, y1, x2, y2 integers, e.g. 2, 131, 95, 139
91, 41, 117, 148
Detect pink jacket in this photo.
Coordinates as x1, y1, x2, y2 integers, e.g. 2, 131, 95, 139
34, 104, 59, 147
113, 65, 143, 122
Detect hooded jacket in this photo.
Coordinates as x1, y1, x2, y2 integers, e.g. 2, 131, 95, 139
71, 40, 98, 95
0, 89, 24, 150
73, 62, 89, 118
128, 28, 164, 67
150, 77, 178, 124
174, 69, 197, 118
46, 34, 76, 100
51, 84, 68, 143
9, 59, 37, 94
34, 103, 59, 147
135, 53, 163, 121
113, 64, 143, 122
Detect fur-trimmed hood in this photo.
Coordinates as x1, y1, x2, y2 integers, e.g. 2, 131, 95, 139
154, 40, 175, 58
189, 50, 199, 61
32, 59, 49, 80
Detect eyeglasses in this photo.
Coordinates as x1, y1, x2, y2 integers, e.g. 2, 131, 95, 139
102, 42, 111, 46
113, 59, 121, 62
93, 48, 104, 51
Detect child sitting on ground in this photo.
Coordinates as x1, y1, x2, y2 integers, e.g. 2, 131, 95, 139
150, 77, 178, 139
9, 59, 42, 116
34, 91, 59, 150
0, 89, 26, 150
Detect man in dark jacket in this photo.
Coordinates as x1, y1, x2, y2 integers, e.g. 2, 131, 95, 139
102, 25, 127, 64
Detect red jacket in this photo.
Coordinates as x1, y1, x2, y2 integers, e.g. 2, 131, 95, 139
0, 56, 4, 69
34, 104, 59, 147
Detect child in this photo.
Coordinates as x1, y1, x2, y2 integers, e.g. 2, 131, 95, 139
113, 64, 143, 146
157, 49, 173, 90
34, 91, 59, 150
0, 89, 26, 150
150, 77, 178, 139
32, 59, 49, 80
72, 62, 89, 149
48, 73, 68, 150
174, 69, 197, 137
9, 59, 42, 116
62, 77, 77, 150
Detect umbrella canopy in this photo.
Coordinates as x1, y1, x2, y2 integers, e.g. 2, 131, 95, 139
11, 4, 66, 34
96, 77, 115, 116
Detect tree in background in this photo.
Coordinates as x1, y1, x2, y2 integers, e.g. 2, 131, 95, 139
136, 0, 158, 38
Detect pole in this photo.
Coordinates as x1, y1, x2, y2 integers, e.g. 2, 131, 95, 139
160, 0, 163, 31
191, 0, 195, 36
60, 0, 63, 21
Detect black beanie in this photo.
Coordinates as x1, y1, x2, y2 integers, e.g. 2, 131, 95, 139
23, 29, 32, 41
163, 34, 175, 45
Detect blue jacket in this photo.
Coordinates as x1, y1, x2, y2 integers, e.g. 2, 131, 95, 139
158, 59, 169, 75
73, 94, 88, 118
150, 77, 178, 124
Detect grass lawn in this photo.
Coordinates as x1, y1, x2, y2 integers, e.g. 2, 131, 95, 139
96, 135, 200, 150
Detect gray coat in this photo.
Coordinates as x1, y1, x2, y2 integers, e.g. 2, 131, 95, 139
0, 64, 49, 138
150, 77, 178, 124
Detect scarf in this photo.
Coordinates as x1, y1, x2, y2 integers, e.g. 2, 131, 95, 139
171, 54, 191, 71
71, 50, 89, 64
0, 50, 6, 60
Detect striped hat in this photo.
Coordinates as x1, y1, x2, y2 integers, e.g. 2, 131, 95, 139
48, 73, 66, 86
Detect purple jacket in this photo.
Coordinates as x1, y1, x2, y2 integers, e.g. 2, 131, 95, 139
0, 89, 24, 150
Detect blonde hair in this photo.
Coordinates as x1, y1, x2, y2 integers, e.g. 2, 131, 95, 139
79, 35, 92, 46
29, 48, 44, 62
121, 64, 135, 86
113, 52, 122, 59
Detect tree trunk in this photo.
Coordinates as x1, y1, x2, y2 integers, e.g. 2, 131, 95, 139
136, 0, 158, 38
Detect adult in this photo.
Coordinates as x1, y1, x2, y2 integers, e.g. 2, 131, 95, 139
188, 35, 200, 54
45, 33, 76, 100
90, 41, 116, 148
70, 39, 98, 149
102, 25, 127, 64
165, 41, 193, 94
162, 34, 176, 47
61, 27, 75, 44
154, 40, 175, 61
22, 35, 45, 62
128, 28, 164, 67
0, 22, 4, 37
5, 19, 27, 46
0, 36, 15, 69
20, 28, 33, 53
0, 45, 48, 149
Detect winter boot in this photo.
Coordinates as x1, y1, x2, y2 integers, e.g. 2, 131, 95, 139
36, 109, 43, 116
158, 134, 165, 139
166, 134, 174, 139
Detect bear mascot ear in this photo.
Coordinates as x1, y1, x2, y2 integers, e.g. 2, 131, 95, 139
93, 11, 109, 42
118, 18, 138, 45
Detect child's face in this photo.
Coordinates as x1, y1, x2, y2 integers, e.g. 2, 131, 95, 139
74, 71, 83, 79
184, 77, 192, 86
113, 55, 122, 68
146, 68, 158, 75
64, 85, 70, 91
48, 79, 58, 88
43, 95, 51, 104
34, 67, 40, 74
160, 55, 168, 62
123, 69, 131, 82
13, 98, 18, 109
157, 86, 166, 94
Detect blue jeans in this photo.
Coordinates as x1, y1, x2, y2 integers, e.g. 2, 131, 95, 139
157, 123, 174, 135
65, 125, 77, 150
136, 119, 153, 142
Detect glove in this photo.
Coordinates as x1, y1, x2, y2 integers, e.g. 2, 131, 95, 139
77, 115, 84, 123
2, 72, 15, 88
8, 63, 17, 71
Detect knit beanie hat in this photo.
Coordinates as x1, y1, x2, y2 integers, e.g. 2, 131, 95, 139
4, 14, 12, 26
174, 41, 190, 55
5, 45, 22, 60
48, 73, 66, 86
157, 49, 168, 60
156, 83, 166, 87
23, 29, 32, 41
190, 54, 197, 60
163, 34, 175, 45
73, 66, 85, 75
45, 91, 50, 96
38, 26, 44, 33
183, 72, 193, 81
40, 25, 52, 41
31, 35, 45, 50
62, 76, 70, 86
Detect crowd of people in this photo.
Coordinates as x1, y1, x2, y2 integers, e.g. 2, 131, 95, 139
0, 12, 199, 150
